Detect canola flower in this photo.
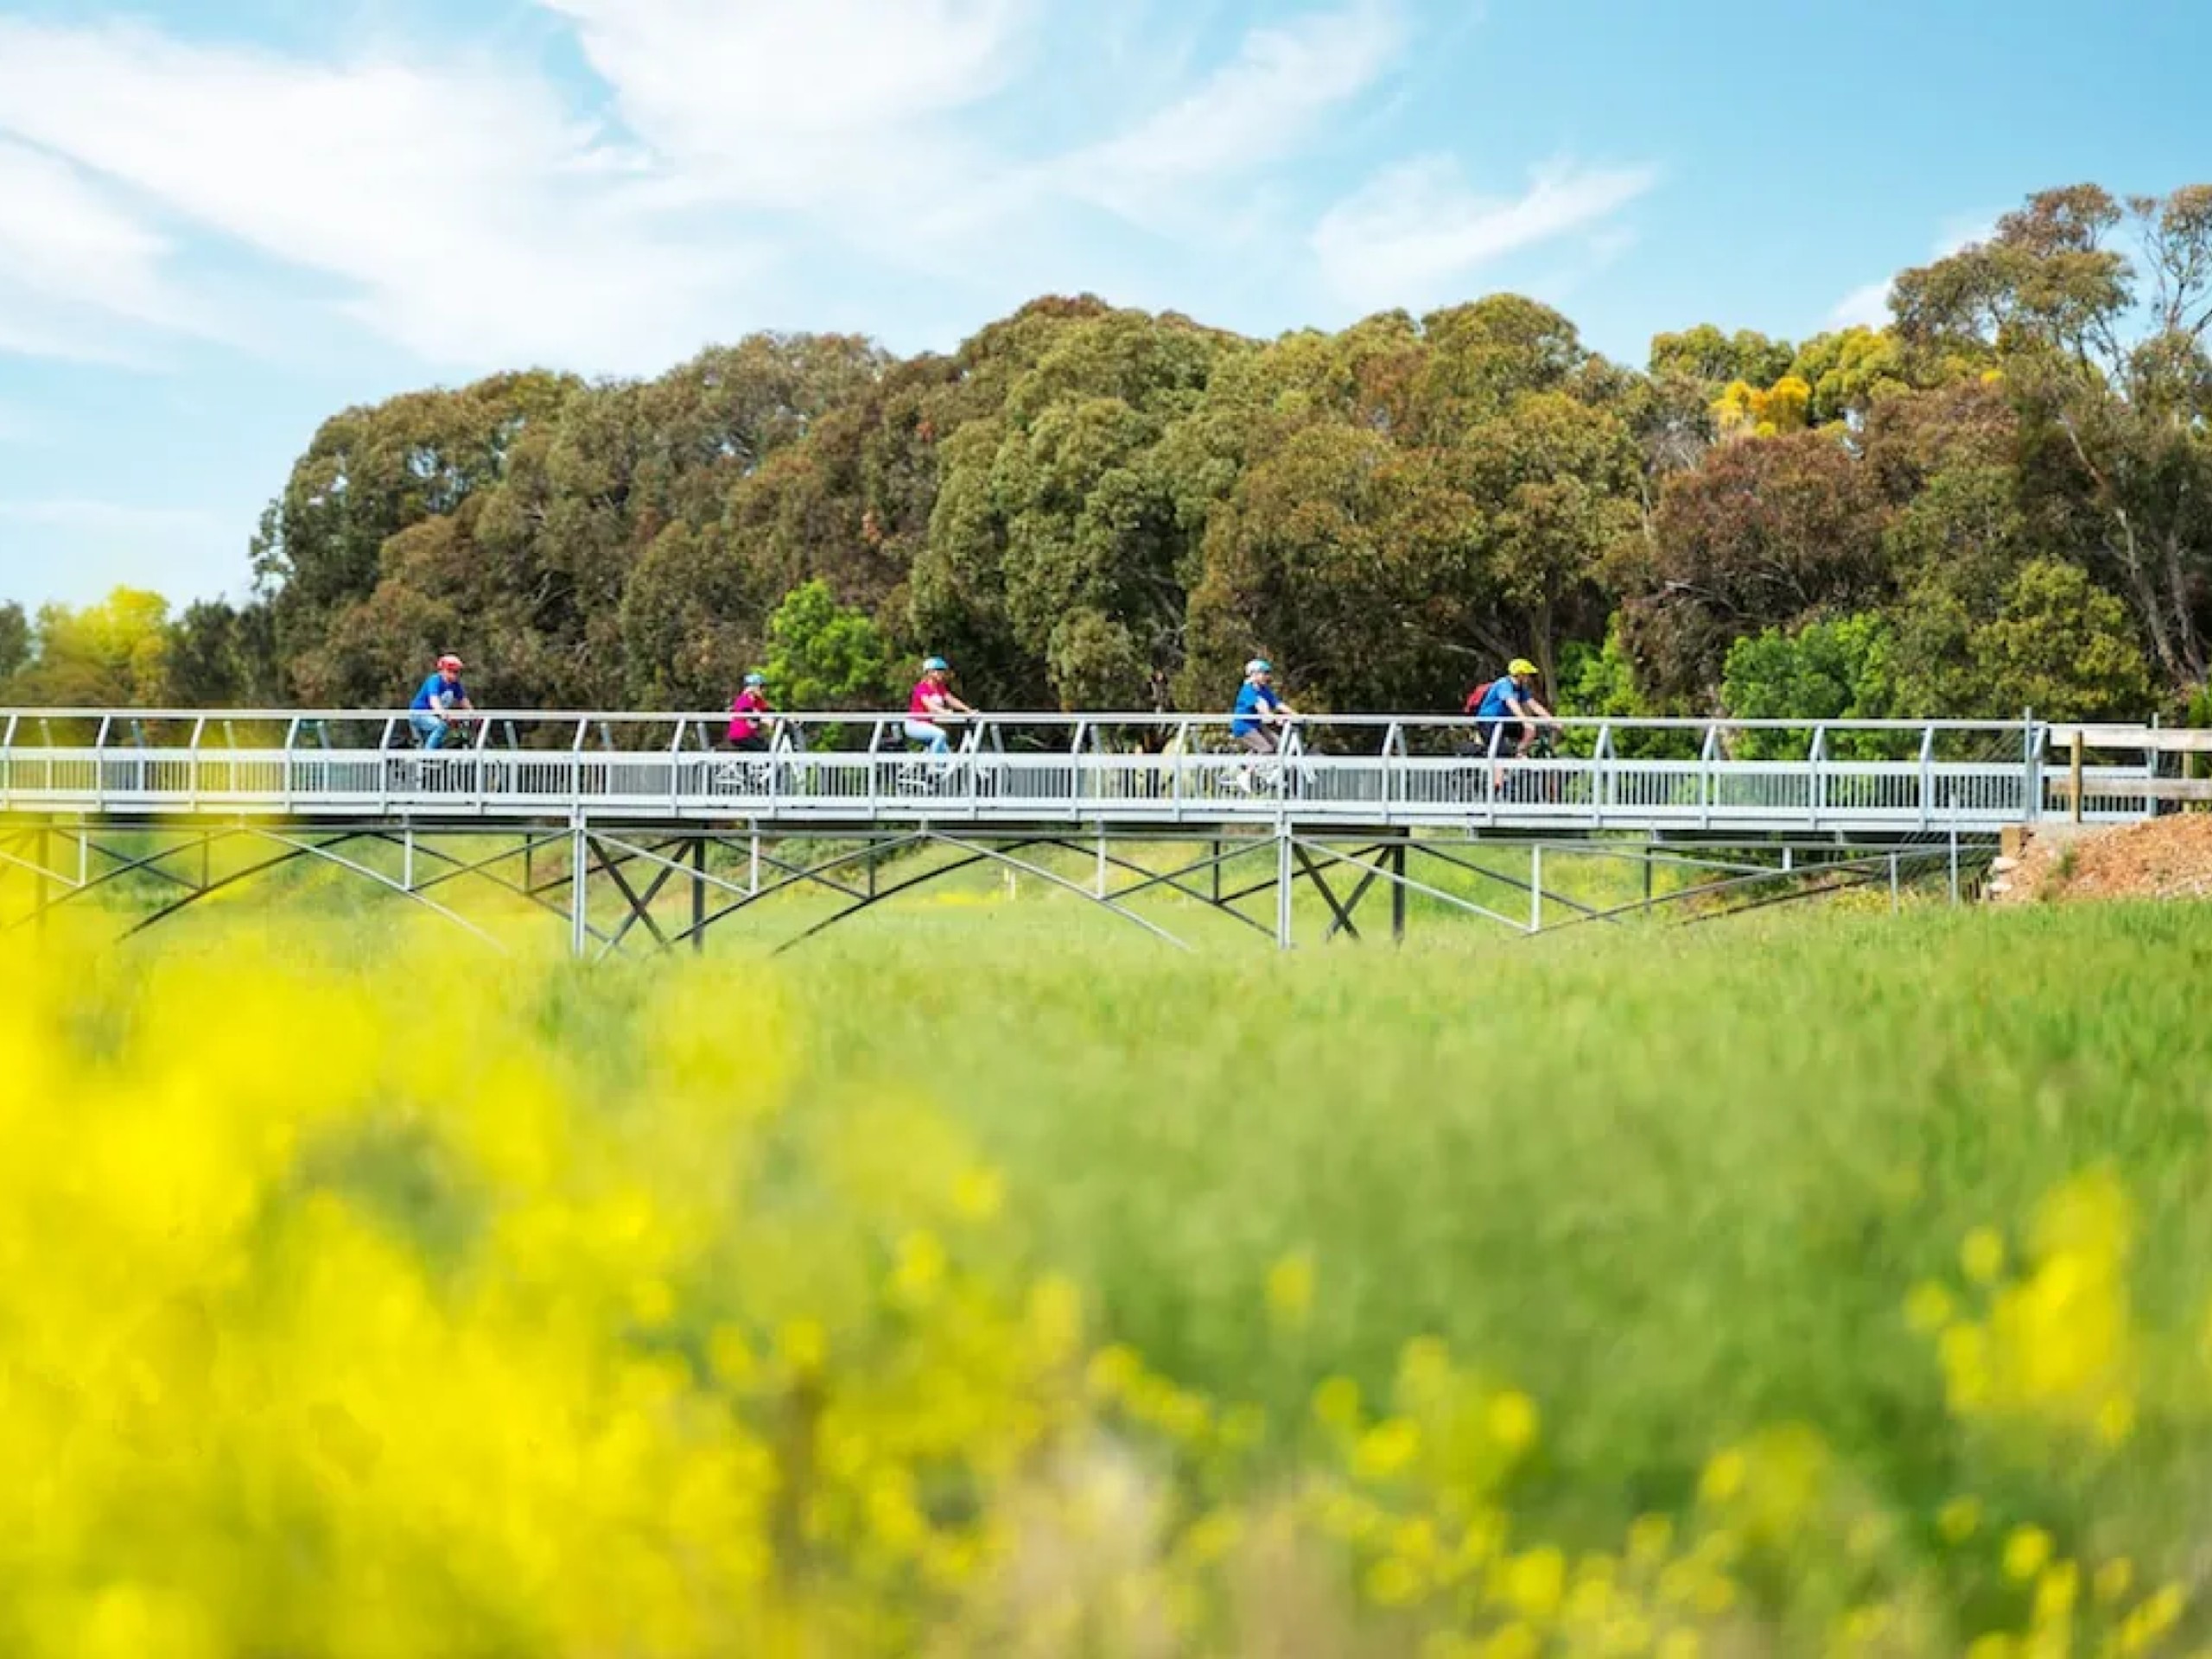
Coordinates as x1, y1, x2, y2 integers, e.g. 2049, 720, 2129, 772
3, 918, 2211, 1656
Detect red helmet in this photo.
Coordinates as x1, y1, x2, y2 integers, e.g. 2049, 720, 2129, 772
436, 653, 464, 671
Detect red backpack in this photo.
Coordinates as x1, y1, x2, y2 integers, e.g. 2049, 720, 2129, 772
1464, 678, 1500, 715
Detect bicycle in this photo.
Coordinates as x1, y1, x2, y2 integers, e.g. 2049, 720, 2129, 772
389, 715, 479, 791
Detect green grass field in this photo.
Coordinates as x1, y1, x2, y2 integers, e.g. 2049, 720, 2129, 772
5, 891, 2210, 1655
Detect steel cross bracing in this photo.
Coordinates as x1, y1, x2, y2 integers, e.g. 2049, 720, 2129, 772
0, 707, 2181, 832
0, 819, 1990, 957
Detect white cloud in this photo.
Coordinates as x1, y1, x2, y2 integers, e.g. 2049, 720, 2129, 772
537, 0, 1034, 207
1827, 279, 1892, 330
1312, 154, 1656, 314
0, 139, 191, 362
0, 3, 1459, 374
1826, 218, 1995, 333
0, 18, 763, 372
1060, 0, 1407, 217
1936, 215, 1997, 258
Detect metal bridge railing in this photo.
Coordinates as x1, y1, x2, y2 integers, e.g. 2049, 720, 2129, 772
0, 709, 2175, 830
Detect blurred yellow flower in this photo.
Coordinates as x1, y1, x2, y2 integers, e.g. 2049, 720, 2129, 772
2003, 1525, 2053, 1582
1962, 1227, 2007, 1284
1365, 1555, 1422, 1606
1266, 1251, 1315, 1329
950, 1164, 1005, 1223
1905, 1280, 1956, 1334
1486, 1390, 1541, 1455
1699, 1448, 1746, 1504
2033, 1560, 2079, 1626
2094, 1558, 2135, 1605
1354, 1416, 1422, 1481
1499, 1547, 1566, 1621
1313, 1374, 1363, 1431
1937, 1497, 1983, 1544
1627, 1513, 1675, 1566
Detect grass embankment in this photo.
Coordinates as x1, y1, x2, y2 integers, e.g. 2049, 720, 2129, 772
4, 904, 2209, 1655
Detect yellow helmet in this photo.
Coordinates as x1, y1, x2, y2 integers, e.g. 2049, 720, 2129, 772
1509, 657, 1538, 677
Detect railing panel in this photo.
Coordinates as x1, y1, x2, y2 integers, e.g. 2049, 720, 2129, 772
0, 711, 2118, 832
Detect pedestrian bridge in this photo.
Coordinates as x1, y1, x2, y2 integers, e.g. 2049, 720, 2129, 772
0, 709, 2197, 953
0, 708, 2183, 831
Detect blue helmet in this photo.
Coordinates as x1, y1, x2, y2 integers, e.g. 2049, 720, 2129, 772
743, 671, 766, 687
1245, 658, 1272, 677
923, 655, 950, 672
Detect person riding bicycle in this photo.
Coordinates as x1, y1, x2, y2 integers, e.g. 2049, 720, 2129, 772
1231, 658, 1300, 756
408, 653, 475, 750
906, 656, 977, 754
725, 671, 773, 753
1469, 658, 1554, 756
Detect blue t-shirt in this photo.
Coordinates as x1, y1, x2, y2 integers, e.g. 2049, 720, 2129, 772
1473, 677, 1529, 721
1231, 681, 1281, 737
410, 673, 467, 713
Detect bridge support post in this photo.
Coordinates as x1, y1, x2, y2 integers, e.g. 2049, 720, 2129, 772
690, 837, 706, 956
1889, 851, 1901, 913
569, 824, 588, 959
1529, 844, 1543, 933
1391, 836, 1407, 944
749, 829, 760, 896
1948, 830, 1960, 906
1274, 830, 1294, 950
35, 823, 48, 934
402, 827, 415, 893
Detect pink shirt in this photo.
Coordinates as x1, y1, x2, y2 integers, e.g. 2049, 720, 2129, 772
728, 688, 770, 742
909, 678, 944, 719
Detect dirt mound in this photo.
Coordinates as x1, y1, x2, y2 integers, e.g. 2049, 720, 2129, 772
1993, 814, 2212, 904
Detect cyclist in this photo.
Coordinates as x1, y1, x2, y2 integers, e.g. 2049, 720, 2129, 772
1230, 658, 1302, 792
725, 671, 772, 753
906, 656, 977, 754
1469, 658, 1555, 785
408, 653, 475, 750
1231, 658, 1300, 756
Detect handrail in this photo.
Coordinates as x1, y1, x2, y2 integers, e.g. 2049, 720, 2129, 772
0, 705, 2058, 733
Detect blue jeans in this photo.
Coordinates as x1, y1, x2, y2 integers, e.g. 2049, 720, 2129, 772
410, 712, 450, 750
904, 719, 950, 755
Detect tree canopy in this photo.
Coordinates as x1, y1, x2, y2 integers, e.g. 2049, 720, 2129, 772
10, 181, 2208, 730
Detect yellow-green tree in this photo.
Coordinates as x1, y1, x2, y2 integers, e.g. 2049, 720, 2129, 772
5, 588, 173, 706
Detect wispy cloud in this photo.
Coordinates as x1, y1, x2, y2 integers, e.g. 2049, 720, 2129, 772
1827, 217, 1997, 332
1058, 0, 1408, 222
1312, 154, 1657, 314
1827, 279, 1893, 331
0, 17, 763, 372
537, 0, 1036, 209
0, 139, 194, 364
0, 1, 1489, 377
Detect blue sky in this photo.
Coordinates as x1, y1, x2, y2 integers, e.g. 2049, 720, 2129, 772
1, 0, 2206, 613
